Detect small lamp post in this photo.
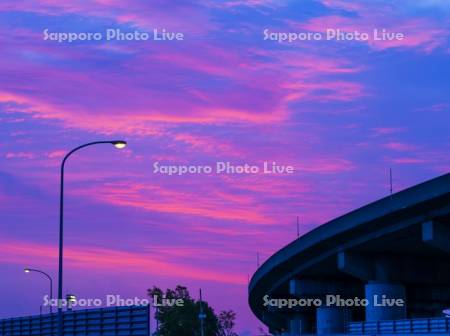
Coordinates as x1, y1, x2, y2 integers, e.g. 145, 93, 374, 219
24, 268, 54, 314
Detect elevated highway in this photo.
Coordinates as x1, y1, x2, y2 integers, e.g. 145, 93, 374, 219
249, 173, 450, 335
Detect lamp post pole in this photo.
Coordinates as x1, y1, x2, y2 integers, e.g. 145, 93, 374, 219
57, 140, 127, 336
24, 268, 53, 313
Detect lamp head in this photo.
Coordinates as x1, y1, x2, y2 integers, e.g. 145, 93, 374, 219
111, 140, 127, 149
66, 294, 77, 302
24, 268, 31, 273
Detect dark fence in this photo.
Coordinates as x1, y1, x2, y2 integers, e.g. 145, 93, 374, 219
349, 317, 450, 334
0, 306, 149, 336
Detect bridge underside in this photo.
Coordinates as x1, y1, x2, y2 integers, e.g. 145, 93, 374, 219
249, 174, 450, 335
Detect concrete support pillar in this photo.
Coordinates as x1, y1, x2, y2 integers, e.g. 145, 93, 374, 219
422, 220, 450, 253
288, 313, 309, 335
374, 257, 398, 282
338, 251, 373, 280
290, 278, 358, 334
316, 307, 348, 335
365, 282, 406, 321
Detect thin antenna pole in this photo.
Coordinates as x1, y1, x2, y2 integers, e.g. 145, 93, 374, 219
199, 289, 205, 336
390, 168, 393, 195
257, 252, 260, 267
296, 216, 300, 238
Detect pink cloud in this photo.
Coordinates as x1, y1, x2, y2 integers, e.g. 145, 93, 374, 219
208, 0, 277, 9
0, 1, 215, 34
416, 103, 449, 112
80, 181, 275, 224
372, 127, 405, 135
391, 157, 426, 164
0, 240, 246, 284
297, 9, 448, 52
280, 81, 364, 103
295, 158, 355, 173
383, 142, 417, 151
47, 150, 66, 159
319, 0, 364, 11
173, 133, 236, 155
5, 152, 36, 159
279, 54, 363, 75
0, 18, 367, 136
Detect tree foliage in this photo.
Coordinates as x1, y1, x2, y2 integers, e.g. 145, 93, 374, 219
148, 285, 238, 336
218, 310, 238, 336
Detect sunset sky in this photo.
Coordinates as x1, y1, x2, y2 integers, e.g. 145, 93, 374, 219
0, 0, 449, 334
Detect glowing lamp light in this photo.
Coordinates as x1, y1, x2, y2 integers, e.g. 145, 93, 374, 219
112, 141, 127, 149
66, 294, 76, 303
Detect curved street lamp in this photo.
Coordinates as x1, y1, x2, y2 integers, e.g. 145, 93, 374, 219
57, 140, 127, 335
24, 268, 53, 313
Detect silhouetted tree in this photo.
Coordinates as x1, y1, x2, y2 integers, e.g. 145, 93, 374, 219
218, 310, 238, 336
148, 285, 237, 336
